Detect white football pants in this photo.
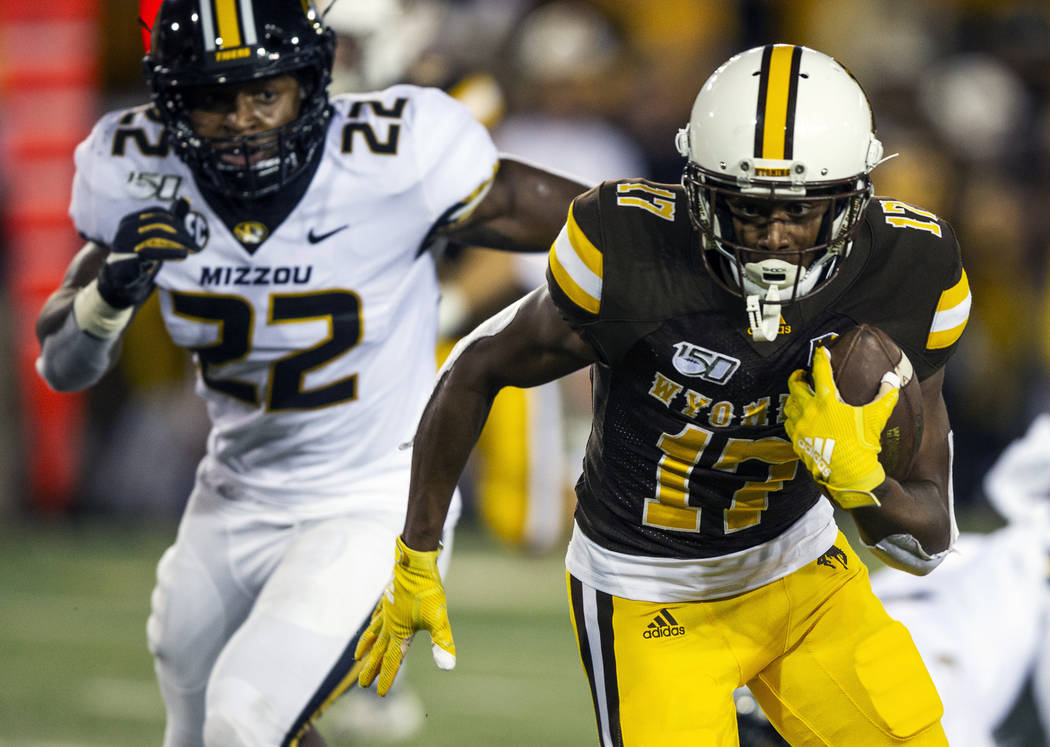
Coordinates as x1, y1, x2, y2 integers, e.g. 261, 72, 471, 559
146, 460, 458, 747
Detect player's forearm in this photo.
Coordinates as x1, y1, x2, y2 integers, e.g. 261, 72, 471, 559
36, 294, 123, 392
402, 369, 497, 551
851, 477, 951, 553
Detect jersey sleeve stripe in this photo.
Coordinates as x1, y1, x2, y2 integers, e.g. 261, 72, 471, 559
549, 223, 601, 315
927, 269, 971, 350
565, 201, 603, 277
443, 164, 498, 226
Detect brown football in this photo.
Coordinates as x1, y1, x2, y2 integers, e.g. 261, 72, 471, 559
820, 324, 924, 480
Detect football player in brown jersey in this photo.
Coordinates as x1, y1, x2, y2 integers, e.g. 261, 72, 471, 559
356, 44, 969, 745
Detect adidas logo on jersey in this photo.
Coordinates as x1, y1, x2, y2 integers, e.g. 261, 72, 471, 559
642, 608, 685, 639
796, 437, 835, 480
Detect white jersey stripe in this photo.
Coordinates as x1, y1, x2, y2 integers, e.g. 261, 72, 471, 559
551, 224, 602, 310
927, 270, 971, 349
581, 586, 615, 747
929, 292, 971, 332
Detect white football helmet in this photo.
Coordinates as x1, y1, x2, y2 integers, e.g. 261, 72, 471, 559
676, 44, 886, 339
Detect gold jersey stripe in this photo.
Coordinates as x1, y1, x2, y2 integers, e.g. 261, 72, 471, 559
935, 268, 970, 311
927, 270, 971, 350
548, 202, 603, 315
565, 202, 602, 278
754, 45, 802, 160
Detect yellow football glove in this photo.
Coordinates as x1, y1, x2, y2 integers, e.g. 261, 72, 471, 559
355, 536, 455, 696
783, 347, 899, 509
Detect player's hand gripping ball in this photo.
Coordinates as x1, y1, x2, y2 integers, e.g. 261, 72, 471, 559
822, 325, 924, 479
784, 325, 921, 509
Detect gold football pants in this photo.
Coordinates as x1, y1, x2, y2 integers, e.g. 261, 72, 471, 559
568, 532, 946, 746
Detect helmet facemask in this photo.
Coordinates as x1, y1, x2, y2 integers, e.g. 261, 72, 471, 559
153, 70, 331, 200
682, 161, 872, 339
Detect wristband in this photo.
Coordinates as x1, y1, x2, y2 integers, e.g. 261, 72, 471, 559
73, 279, 134, 339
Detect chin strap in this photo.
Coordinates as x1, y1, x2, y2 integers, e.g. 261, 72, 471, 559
746, 285, 782, 342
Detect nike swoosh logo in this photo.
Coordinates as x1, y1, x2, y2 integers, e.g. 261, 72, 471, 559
308, 224, 349, 244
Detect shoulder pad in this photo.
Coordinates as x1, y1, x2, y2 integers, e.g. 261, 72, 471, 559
853, 197, 970, 377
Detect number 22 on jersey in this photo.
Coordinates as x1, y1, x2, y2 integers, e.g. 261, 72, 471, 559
171, 289, 362, 411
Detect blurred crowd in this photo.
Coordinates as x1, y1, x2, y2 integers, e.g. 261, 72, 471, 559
3, 0, 1050, 524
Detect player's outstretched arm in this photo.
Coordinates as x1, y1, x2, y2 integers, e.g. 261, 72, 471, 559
355, 286, 596, 694
36, 199, 200, 392
442, 157, 589, 254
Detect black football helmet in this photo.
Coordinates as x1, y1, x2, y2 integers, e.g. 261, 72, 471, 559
144, 0, 336, 199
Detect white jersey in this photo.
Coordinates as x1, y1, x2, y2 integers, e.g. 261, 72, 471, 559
69, 85, 498, 498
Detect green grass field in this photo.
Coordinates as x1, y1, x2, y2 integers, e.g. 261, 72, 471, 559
2, 510, 1042, 747
0, 518, 595, 747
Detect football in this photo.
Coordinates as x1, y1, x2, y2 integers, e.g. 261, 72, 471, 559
820, 324, 924, 480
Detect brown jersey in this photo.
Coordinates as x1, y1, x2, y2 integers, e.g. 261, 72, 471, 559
547, 179, 969, 561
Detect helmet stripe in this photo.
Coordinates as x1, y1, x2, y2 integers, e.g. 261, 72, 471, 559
753, 44, 802, 160
237, 0, 259, 46
205, 0, 258, 51
214, 0, 243, 48
199, 0, 217, 51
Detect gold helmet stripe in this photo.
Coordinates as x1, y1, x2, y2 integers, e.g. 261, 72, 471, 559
202, 0, 259, 52
753, 44, 802, 160
214, 0, 244, 48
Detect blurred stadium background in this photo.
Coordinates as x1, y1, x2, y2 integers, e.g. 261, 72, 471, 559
2, 0, 1050, 744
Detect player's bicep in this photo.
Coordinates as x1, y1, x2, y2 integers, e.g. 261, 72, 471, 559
440, 285, 597, 396
35, 241, 108, 340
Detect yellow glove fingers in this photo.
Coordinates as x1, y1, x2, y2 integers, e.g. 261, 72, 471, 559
376, 635, 412, 696
810, 347, 837, 399
786, 368, 813, 398
353, 606, 383, 662
427, 601, 456, 670
357, 625, 389, 689
874, 375, 900, 413
857, 379, 899, 448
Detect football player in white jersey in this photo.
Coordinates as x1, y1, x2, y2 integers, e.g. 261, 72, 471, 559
34, 1, 586, 746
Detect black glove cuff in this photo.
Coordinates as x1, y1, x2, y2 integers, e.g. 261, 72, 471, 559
97, 261, 157, 308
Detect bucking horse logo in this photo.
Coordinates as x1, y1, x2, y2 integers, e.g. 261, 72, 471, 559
817, 545, 849, 570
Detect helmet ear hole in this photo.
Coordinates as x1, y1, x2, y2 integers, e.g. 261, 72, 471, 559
866, 136, 884, 171
675, 125, 691, 158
